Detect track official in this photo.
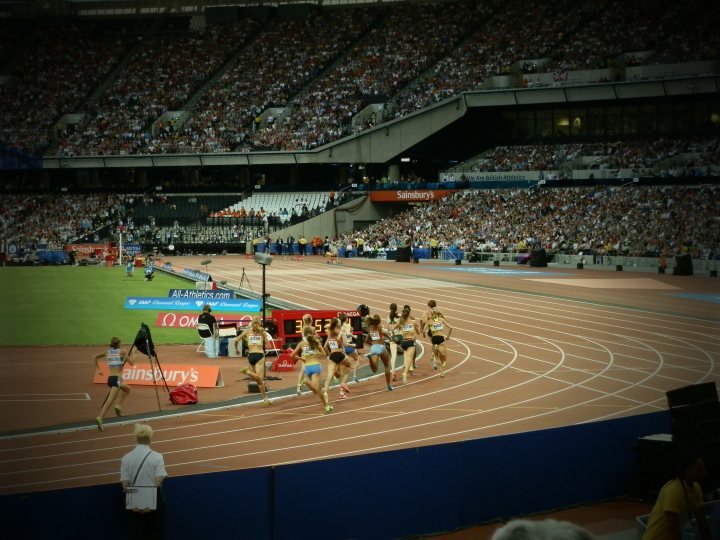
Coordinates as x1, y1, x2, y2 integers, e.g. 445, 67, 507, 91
198, 304, 218, 358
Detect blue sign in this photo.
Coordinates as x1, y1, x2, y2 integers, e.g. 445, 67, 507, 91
168, 289, 233, 299
432, 266, 574, 276
124, 243, 142, 256
666, 293, 720, 304
37, 250, 69, 263
124, 297, 261, 312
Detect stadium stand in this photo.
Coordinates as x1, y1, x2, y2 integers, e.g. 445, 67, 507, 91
336, 184, 720, 261
3, 0, 716, 156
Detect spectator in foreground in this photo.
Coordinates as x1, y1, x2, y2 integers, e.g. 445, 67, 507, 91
120, 423, 167, 539
642, 451, 711, 540
491, 518, 597, 540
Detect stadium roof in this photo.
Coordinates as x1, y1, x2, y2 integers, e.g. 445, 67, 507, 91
2, 0, 417, 18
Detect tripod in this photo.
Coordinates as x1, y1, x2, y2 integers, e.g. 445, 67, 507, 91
132, 323, 170, 412
239, 266, 253, 293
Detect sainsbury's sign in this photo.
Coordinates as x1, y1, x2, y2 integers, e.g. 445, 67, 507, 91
369, 189, 457, 202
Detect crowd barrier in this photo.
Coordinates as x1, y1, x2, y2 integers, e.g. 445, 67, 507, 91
35, 250, 69, 264
334, 248, 718, 275
2, 410, 671, 539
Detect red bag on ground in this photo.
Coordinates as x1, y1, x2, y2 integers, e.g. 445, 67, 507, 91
170, 383, 198, 405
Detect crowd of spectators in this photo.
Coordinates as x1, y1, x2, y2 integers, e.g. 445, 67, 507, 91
457, 138, 720, 176
0, 21, 138, 156
56, 19, 258, 157
2, 193, 133, 253
1, 1, 718, 156
337, 185, 720, 260
164, 8, 375, 153
544, 0, 720, 73
390, 0, 719, 118
389, 0, 596, 119
0, 21, 27, 71
3, 183, 719, 266
251, 1, 481, 151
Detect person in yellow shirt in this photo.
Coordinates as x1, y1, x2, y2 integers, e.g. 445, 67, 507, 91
642, 451, 711, 540
430, 237, 438, 259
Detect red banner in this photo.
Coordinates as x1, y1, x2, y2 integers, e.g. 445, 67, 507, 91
64, 243, 117, 259
155, 312, 254, 328
369, 189, 458, 202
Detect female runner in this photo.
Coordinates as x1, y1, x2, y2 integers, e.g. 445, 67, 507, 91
387, 303, 402, 381
339, 312, 360, 383
291, 326, 333, 413
427, 307, 453, 377
364, 314, 393, 391
93, 336, 136, 431
236, 317, 272, 406
296, 313, 315, 394
423, 299, 440, 369
397, 305, 421, 385
323, 317, 353, 399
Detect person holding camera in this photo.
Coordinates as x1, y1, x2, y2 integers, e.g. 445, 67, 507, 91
143, 256, 155, 281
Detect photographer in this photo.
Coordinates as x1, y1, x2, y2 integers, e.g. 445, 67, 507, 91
144, 256, 154, 281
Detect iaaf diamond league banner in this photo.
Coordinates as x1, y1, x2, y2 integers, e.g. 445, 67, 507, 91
124, 297, 261, 312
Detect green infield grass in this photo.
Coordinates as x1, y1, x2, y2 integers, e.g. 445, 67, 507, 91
0, 266, 200, 347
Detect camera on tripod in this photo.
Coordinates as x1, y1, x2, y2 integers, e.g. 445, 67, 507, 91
133, 323, 156, 357
130, 322, 171, 409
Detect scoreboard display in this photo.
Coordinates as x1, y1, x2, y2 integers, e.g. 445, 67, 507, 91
270, 309, 363, 347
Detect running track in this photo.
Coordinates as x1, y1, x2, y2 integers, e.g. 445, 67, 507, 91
1, 256, 718, 495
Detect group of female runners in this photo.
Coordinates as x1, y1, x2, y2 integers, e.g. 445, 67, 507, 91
286, 299, 453, 414
383, 300, 453, 385
93, 300, 453, 425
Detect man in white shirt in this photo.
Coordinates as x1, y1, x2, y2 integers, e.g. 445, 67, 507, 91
120, 423, 167, 538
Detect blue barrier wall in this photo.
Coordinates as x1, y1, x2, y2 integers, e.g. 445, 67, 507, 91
164, 468, 273, 539
36, 250, 69, 264
336, 247, 466, 260
1, 411, 670, 539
